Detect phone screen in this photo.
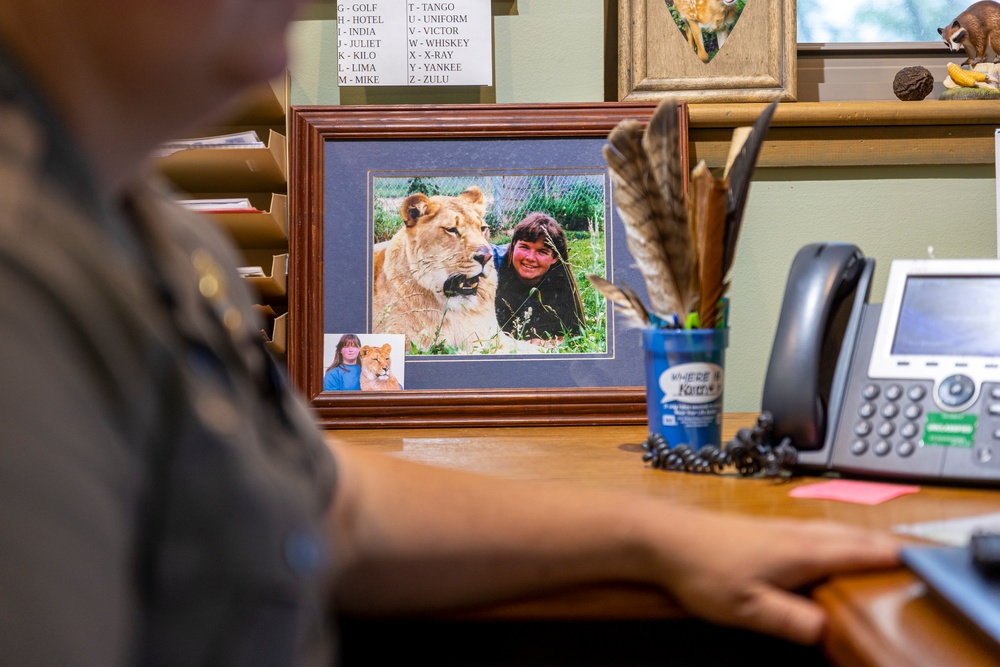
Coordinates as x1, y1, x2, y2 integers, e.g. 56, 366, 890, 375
892, 276, 1000, 357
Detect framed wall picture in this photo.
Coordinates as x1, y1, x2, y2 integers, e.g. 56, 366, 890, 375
288, 102, 689, 428
618, 0, 796, 103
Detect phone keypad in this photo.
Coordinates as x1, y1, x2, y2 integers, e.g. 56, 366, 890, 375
845, 380, 1000, 474
849, 381, 927, 461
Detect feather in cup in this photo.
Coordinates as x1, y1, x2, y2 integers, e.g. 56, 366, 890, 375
591, 98, 778, 330
586, 273, 650, 330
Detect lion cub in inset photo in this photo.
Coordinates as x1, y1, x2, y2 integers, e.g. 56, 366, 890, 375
358, 343, 402, 391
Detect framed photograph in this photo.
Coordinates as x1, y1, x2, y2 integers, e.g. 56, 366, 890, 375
289, 102, 689, 428
618, 0, 796, 103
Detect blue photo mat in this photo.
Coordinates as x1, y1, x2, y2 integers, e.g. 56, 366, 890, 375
323, 136, 647, 391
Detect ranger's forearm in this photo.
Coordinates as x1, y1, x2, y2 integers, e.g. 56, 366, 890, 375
327, 441, 665, 614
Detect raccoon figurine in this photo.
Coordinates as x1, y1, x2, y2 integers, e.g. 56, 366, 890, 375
939, 0, 1000, 66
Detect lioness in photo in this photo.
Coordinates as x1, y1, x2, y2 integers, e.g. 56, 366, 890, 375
358, 343, 402, 391
372, 186, 535, 354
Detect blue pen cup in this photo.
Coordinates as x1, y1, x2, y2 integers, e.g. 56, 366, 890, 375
642, 328, 729, 450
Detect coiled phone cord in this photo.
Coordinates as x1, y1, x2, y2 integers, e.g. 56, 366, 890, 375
640, 411, 799, 478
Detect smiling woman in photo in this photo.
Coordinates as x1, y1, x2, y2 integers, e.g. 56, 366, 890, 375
494, 213, 585, 344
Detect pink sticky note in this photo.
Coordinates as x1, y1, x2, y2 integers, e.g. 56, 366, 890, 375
788, 479, 920, 505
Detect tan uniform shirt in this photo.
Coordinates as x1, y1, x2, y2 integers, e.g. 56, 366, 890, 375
0, 42, 337, 666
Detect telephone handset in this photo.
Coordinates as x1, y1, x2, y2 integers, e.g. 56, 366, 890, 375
762, 243, 872, 454
762, 243, 1000, 483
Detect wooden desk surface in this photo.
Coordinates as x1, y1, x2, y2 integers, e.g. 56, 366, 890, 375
325, 414, 1000, 666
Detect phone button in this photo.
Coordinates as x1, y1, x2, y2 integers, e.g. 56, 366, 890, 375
858, 402, 876, 418
885, 385, 903, 401
874, 440, 892, 456
854, 420, 873, 437
900, 422, 919, 439
850, 439, 869, 455
862, 384, 880, 400
907, 385, 926, 401
877, 422, 895, 437
881, 403, 899, 419
903, 404, 922, 420
937, 374, 975, 408
897, 441, 916, 457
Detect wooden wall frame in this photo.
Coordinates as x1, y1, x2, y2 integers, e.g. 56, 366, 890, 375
619, 0, 796, 103
288, 102, 689, 429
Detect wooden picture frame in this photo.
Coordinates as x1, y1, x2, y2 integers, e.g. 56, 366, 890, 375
618, 0, 796, 103
288, 102, 689, 429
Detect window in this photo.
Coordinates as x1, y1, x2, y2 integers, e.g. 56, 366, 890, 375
799, 0, 974, 43
794, 1, 985, 101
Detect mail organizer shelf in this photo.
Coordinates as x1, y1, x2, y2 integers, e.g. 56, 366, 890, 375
157, 76, 288, 364
267, 312, 287, 356
252, 304, 287, 358
207, 194, 288, 248
243, 253, 288, 302
157, 129, 287, 194
228, 80, 286, 126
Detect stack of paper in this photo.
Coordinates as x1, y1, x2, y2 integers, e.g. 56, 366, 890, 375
154, 130, 264, 158
178, 198, 260, 214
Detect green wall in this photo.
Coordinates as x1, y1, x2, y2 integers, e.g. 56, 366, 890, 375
288, 1, 998, 412
725, 166, 996, 412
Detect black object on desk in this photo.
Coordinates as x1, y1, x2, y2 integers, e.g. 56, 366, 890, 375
902, 544, 1000, 648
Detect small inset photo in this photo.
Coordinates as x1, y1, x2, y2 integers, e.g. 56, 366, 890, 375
322, 333, 406, 392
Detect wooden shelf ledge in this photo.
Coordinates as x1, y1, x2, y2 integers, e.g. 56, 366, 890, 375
688, 100, 1000, 168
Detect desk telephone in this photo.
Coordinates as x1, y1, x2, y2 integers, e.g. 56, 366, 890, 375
762, 242, 1000, 483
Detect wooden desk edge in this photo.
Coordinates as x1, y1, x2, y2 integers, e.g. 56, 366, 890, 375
815, 572, 918, 667
816, 568, 1000, 667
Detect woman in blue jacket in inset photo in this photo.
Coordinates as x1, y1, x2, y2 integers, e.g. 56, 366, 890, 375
323, 333, 362, 391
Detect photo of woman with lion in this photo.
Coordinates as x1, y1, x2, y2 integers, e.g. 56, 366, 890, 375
369, 173, 606, 356
494, 213, 586, 345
